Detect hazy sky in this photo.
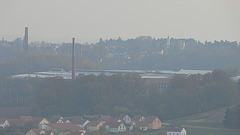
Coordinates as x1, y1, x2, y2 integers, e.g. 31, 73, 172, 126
1, 0, 240, 43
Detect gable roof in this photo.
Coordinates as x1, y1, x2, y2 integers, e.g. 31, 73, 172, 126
71, 117, 88, 124
0, 118, 7, 124
50, 123, 84, 131
49, 115, 62, 123
119, 114, 130, 120
168, 127, 184, 132
62, 118, 70, 123
20, 116, 32, 123
109, 122, 123, 128
133, 121, 148, 128
31, 129, 46, 135
106, 117, 121, 124
7, 119, 23, 126
28, 117, 47, 125
88, 120, 101, 127
144, 116, 158, 123
132, 115, 144, 122
100, 115, 111, 122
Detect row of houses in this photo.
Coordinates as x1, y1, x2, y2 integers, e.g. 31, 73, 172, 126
0, 114, 186, 135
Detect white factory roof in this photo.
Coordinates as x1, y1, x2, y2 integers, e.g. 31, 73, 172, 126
12, 69, 212, 79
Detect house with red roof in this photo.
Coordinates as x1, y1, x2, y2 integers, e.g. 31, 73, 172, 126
20, 116, 32, 123
25, 128, 49, 135
132, 115, 145, 122
0, 118, 10, 128
46, 123, 86, 133
144, 116, 162, 129
49, 115, 64, 123
131, 121, 148, 131
100, 115, 111, 123
71, 117, 89, 128
86, 120, 103, 131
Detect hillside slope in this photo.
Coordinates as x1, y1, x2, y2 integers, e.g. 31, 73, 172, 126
167, 107, 227, 127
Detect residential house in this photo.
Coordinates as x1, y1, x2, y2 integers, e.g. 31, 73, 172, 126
28, 117, 49, 126
25, 128, 49, 135
119, 114, 132, 124
71, 117, 89, 128
99, 115, 111, 123
108, 122, 126, 133
49, 115, 64, 123
48, 123, 86, 133
0, 118, 10, 128
20, 116, 32, 123
86, 120, 103, 131
106, 117, 122, 125
8, 119, 23, 127
144, 116, 161, 129
167, 127, 187, 135
131, 121, 148, 131
62, 118, 71, 123
132, 115, 145, 122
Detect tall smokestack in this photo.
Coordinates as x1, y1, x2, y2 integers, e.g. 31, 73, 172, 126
72, 38, 76, 80
24, 27, 28, 53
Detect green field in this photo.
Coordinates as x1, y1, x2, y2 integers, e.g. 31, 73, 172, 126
142, 107, 240, 135
167, 107, 227, 128
185, 126, 240, 135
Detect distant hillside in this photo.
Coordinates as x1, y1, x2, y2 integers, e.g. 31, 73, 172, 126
167, 107, 227, 128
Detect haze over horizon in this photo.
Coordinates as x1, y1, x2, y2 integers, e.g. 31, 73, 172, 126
1, 0, 240, 43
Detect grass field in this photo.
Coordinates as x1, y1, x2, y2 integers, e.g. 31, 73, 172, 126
166, 107, 227, 128
142, 107, 240, 135
185, 126, 240, 135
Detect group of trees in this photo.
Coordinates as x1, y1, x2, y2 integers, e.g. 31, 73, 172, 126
0, 53, 101, 76
1, 36, 240, 72
0, 70, 239, 124
223, 103, 240, 128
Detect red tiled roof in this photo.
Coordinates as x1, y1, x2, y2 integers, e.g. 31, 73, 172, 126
20, 116, 32, 122
109, 122, 122, 128
62, 118, 70, 123
50, 123, 84, 131
49, 115, 62, 123
100, 115, 111, 122
7, 119, 23, 126
71, 117, 86, 124
0, 118, 7, 124
31, 129, 46, 135
132, 115, 143, 122
144, 116, 158, 123
106, 117, 121, 124
88, 120, 101, 127
133, 121, 148, 128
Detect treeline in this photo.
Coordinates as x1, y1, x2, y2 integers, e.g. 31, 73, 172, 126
0, 70, 239, 121
224, 103, 240, 128
1, 37, 240, 71
0, 53, 101, 75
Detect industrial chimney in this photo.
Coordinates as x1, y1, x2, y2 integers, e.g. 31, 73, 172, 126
72, 38, 76, 80
24, 27, 28, 53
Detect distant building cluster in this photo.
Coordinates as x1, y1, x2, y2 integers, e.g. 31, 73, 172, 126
12, 69, 212, 92
0, 114, 187, 135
